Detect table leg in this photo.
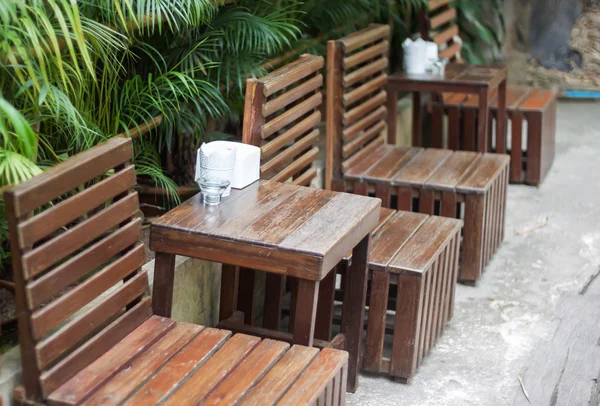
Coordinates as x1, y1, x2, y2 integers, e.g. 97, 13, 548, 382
292, 279, 320, 346
412, 91, 422, 147
219, 264, 239, 321
342, 234, 371, 393
496, 79, 508, 154
237, 268, 256, 325
477, 88, 490, 152
152, 252, 176, 317
386, 85, 398, 145
315, 267, 337, 341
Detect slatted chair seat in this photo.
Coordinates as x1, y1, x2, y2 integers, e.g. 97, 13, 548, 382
6, 137, 348, 406
438, 87, 557, 185
342, 147, 509, 284
340, 209, 462, 382
420, 0, 557, 185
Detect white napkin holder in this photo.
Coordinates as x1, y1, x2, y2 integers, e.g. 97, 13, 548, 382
196, 141, 237, 197
403, 38, 428, 74
230, 143, 261, 189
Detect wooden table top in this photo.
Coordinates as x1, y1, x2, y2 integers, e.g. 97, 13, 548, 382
151, 180, 381, 280
388, 64, 507, 89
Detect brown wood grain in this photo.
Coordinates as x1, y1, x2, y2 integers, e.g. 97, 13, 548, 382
47, 315, 172, 404
240, 345, 319, 405
7, 138, 133, 218
122, 328, 231, 405
162, 334, 260, 405
395, 149, 453, 187
339, 24, 390, 53
81, 323, 203, 406
277, 348, 348, 405
203, 339, 289, 405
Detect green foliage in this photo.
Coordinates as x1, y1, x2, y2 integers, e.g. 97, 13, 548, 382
453, 0, 505, 63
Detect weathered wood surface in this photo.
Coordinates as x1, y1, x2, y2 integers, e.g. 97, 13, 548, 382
434, 87, 557, 185
326, 24, 390, 189
514, 285, 600, 405
47, 317, 349, 406
151, 180, 379, 281
342, 147, 509, 284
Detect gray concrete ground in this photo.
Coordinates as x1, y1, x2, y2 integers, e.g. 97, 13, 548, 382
348, 101, 600, 406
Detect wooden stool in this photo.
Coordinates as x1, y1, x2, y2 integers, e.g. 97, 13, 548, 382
436, 87, 557, 185
5, 137, 349, 406
336, 210, 462, 382
342, 148, 509, 284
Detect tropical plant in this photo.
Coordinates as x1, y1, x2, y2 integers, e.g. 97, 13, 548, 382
454, 0, 505, 63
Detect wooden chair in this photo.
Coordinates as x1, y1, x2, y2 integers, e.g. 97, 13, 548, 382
419, 0, 557, 185
240, 50, 462, 383
326, 24, 509, 285
5, 137, 348, 405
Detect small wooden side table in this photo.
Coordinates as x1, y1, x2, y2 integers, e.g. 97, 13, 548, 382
150, 179, 380, 392
387, 64, 508, 153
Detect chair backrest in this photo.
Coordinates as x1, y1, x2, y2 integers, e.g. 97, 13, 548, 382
419, 0, 463, 62
325, 24, 390, 190
4, 137, 150, 400
242, 54, 324, 187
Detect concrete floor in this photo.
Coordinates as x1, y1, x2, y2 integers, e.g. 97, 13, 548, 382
348, 101, 600, 406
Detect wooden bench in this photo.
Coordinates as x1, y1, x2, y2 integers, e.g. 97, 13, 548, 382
240, 45, 461, 383
326, 25, 509, 285
339, 209, 462, 382
437, 88, 557, 185
5, 137, 348, 405
419, 0, 557, 185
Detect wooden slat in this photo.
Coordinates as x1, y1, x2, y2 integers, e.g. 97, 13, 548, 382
22, 192, 140, 280
326, 39, 345, 189
27, 218, 142, 309
363, 270, 389, 372
162, 334, 261, 405
429, 0, 452, 12
122, 328, 231, 405
433, 25, 459, 45
395, 149, 453, 187
389, 216, 462, 274
261, 129, 319, 177
262, 93, 322, 138
430, 8, 456, 29
203, 340, 290, 405
292, 167, 317, 187
456, 153, 510, 193
343, 90, 387, 126
36, 271, 149, 370
342, 135, 386, 172
277, 348, 348, 405
363, 147, 419, 181
439, 42, 462, 59
241, 345, 320, 405
261, 55, 324, 97
343, 74, 387, 106
424, 151, 481, 191
8, 137, 132, 218
43, 300, 154, 398
340, 25, 390, 53
263, 75, 323, 117
261, 111, 321, 159
368, 212, 429, 271
342, 121, 385, 159
270, 147, 319, 183
17, 166, 136, 248
343, 106, 387, 141
345, 144, 393, 177
343, 41, 389, 70
343, 58, 388, 88
81, 323, 203, 406
31, 243, 145, 340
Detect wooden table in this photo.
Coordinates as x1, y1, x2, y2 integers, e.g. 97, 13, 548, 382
149, 179, 381, 392
387, 64, 508, 153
